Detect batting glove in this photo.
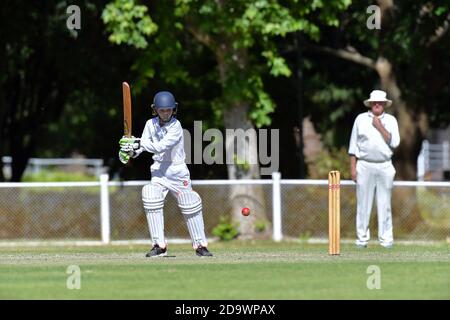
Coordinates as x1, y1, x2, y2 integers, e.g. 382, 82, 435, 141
118, 149, 130, 164
119, 136, 140, 150
120, 144, 134, 153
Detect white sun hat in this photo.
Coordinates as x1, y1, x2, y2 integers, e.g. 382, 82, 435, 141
364, 90, 392, 107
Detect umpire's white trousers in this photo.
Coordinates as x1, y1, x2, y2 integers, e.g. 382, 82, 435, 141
356, 160, 395, 247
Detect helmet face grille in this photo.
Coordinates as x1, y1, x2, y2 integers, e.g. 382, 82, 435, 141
151, 106, 177, 117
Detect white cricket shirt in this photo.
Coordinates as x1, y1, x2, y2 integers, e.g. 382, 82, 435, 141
135, 117, 186, 165
348, 111, 400, 162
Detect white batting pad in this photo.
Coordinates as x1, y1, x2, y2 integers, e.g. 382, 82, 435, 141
142, 184, 166, 247
177, 191, 207, 248
177, 191, 202, 215
142, 184, 165, 210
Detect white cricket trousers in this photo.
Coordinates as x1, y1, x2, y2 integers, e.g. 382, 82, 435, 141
150, 162, 192, 195
146, 162, 208, 248
355, 160, 395, 247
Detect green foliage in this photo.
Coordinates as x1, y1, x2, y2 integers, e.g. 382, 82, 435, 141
417, 188, 450, 229
246, 75, 276, 128
254, 219, 267, 233
233, 154, 250, 175
102, 0, 158, 49
102, 0, 351, 128
4, 0, 450, 183
22, 169, 98, 182
298, 231, 312, 243
325, 1, 450, 126
306, 147, 350, 179
262, 51, 292, 77
212, 216, 239, 241
0, 1, 145, 181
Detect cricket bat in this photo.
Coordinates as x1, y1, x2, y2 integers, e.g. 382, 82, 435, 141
122, 82, 132, 137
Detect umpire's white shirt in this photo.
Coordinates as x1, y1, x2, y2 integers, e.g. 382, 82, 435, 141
348, 111, 400, 247
348, 111, 400, 162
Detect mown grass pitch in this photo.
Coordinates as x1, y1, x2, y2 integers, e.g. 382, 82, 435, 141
0, 241, 449, 299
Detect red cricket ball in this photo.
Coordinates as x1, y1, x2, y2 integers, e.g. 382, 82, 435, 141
241, 207, 250, 216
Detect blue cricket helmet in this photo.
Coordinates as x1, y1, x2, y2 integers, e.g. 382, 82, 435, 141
152, 91, 178, 109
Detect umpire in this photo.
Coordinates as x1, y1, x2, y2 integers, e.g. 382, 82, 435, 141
348, 90, 400, 248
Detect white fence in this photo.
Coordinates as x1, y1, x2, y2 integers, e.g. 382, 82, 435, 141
0, 173, 449, 245
417, 140, 450, 181
1, 156, 106, 179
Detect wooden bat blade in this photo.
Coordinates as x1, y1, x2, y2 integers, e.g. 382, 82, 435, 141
122, 82, 132, 137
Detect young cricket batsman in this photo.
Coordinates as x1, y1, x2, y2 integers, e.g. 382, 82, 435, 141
119, 91, 212, 257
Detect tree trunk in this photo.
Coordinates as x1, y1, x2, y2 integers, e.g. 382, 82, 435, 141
294, 32, 306, 178
218, 49, 270, 239
187, 23, 271, 238
223, 103, 271, 238
375, 58, 426, 180
305, 42, 428, 180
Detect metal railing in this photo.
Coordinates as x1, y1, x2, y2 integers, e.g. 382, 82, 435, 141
0, 173, 449, 244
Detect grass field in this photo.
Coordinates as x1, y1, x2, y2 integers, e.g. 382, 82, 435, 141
0, 241, 449, 299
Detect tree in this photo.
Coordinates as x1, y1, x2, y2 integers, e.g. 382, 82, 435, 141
102, 0, 351, 237
0, 0, 139, 181
0, 1, 70, 181
304, 0, 450, 179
